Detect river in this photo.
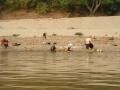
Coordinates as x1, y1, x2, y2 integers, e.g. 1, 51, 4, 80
0, 51, 120, 90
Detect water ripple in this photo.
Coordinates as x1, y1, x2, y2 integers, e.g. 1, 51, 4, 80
0, 51, 120, 90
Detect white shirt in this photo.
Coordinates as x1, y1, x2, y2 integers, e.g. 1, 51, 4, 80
68, 43, 73, 47
86, 38, 92, 44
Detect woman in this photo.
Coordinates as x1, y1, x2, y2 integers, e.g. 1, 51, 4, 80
85, 37, 94, 49
1, 38, 9, 48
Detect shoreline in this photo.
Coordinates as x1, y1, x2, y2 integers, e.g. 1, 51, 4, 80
0, 16, 120, 52
0, 36, 119, 52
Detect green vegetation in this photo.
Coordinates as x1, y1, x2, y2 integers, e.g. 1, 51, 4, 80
0, 0, 120, 16
12, 34, 20, 37
75, 32, 83, 36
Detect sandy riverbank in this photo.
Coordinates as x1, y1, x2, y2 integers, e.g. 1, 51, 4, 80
0, 16, 120, 37
0, 16, 120, 52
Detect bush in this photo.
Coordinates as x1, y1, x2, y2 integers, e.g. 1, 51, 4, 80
1, 0, 120, 16
0, 0, 6, 10
5, 0, 21, 11
19, 0, 37, 9
36, 2, 50, 14
75, 32, 83, 36
103, 4, 119, 15
12, 34, 20, 37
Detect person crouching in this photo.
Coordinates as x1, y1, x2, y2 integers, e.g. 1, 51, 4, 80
1, 38, 9, 48
51, 43, 56, 52
67, 42, 73, 51
85, 37, 94, 49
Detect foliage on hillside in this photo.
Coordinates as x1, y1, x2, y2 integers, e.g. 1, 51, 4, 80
0, 0, 120, 16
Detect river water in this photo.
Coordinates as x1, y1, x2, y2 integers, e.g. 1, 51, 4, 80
0, 51, 120, 90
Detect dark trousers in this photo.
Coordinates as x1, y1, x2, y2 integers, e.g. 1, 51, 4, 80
86, 43, 94, 49
4, 44, 8, 48
51, 46, 56, 52
67, 47, 71, 51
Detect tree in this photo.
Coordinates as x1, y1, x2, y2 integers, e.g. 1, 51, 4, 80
5, 0, 21, 10
19, 0, 37, 9
102, 0, 120, 15
80, 0, 101, 16
80, 0, 115, 16
0, 0, 119, 17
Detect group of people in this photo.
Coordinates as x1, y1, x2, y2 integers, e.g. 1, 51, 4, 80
0, 32, 47, 49
50, 41, 73, 52
50, 36, 94, 52
42, 32, 94, 52
0, 33, 94, 52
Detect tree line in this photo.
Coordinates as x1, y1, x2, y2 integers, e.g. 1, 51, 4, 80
0, 0, 120, 16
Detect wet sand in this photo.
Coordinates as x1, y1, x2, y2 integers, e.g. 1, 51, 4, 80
0, 36, 119, 52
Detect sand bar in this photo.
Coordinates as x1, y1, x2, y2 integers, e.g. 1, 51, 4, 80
0, 16, 120, 37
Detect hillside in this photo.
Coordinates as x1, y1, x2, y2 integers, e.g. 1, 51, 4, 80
0, 0, 120, 19
0, 10, 120, 20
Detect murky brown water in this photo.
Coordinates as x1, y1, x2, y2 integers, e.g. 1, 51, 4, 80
0, 51, 120, 90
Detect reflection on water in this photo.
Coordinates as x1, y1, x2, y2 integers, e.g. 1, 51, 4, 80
0, 51, 120, 90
